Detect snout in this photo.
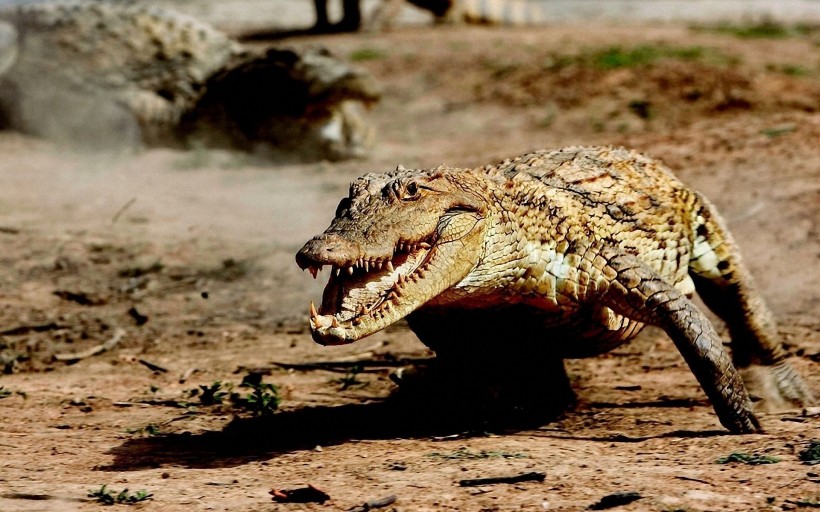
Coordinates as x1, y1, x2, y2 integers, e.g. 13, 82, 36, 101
296, 233, 362, 269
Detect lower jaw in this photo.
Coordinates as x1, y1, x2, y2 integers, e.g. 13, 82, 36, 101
312, 334, 352, 346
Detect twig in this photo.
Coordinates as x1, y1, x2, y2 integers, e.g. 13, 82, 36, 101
111, 197, 137, 224
138, 359, 168, 373
133, 399, 191, 409
0, 226, 20, 234
54, 328, 125, 362
675, 475, 713, 486
347, 495, 397, 512
179, 367, 197, 384
459, 471, 545, 487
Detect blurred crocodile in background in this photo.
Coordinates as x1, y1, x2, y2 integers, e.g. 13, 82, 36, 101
0, 1, 380, 160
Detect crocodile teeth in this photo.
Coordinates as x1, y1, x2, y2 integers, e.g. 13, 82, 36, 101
309, 301, 337, 330
418, 242, 431, 249
386, 261, 394, 272
364, 260, 369, 272
309, 266, 319, 279
347, 266, 354, 275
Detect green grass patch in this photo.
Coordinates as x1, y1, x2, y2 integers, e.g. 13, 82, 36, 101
349, 48, 386, 61
799, 440, 820, 465
760, 124, 796, 138
590, 45, 706, 69
715, 452, 781, 465
126, 424, 161, 437
782, 64, 812, 76
88, 485, 152, 505
333, 365, 366, 390
701, 21, 815, 39
187, 374, 280, 416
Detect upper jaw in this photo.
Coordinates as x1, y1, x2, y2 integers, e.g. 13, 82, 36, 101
296, 235, 432, 278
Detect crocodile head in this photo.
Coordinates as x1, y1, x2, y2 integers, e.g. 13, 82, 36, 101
296, 166, 488, 345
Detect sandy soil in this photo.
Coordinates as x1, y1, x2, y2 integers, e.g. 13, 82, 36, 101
0, 22, 819, 512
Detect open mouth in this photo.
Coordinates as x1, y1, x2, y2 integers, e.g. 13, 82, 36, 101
300, 239, 434, 342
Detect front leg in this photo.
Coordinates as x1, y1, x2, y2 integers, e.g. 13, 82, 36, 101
600, 250, 760, 434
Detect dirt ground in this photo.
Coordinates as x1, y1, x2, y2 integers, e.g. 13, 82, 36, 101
0, 20, 819, 512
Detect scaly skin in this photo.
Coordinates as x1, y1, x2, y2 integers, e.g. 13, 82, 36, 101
296, 146, 815, 433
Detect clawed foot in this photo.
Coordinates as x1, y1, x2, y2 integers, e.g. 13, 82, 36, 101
741, 362, 816, 413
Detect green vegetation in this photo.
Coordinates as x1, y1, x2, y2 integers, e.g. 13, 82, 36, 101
590, 45, 706, 69
715, 452, 781, 465
482, 59, 521, 78
0, 386, 26, 399
767, 63, 812, 76
799, 440, 820, 465
349, 48, 386, 61
234, 379, 280, 416
760, 125, 795, 138
196, 381, 232, 406
335, 365, 366, 390
700, 21, 815, 39
188, 375, 280, 415
88, 485, 153, 505
536, 44, 734, 74
126, 424, 161, 437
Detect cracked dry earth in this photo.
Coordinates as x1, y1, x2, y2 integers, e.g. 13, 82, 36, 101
0, 21, 819, 512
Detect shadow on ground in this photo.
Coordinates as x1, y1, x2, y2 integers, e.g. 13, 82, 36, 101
102, 394, 728, 470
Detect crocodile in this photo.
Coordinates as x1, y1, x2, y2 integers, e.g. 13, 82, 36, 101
296, 146, 814, 433
0, 1, 379, 160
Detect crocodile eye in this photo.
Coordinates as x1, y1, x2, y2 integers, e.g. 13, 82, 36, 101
403, 182, 419, 200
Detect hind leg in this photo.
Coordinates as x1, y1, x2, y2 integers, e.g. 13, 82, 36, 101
688, 193, 814, 410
